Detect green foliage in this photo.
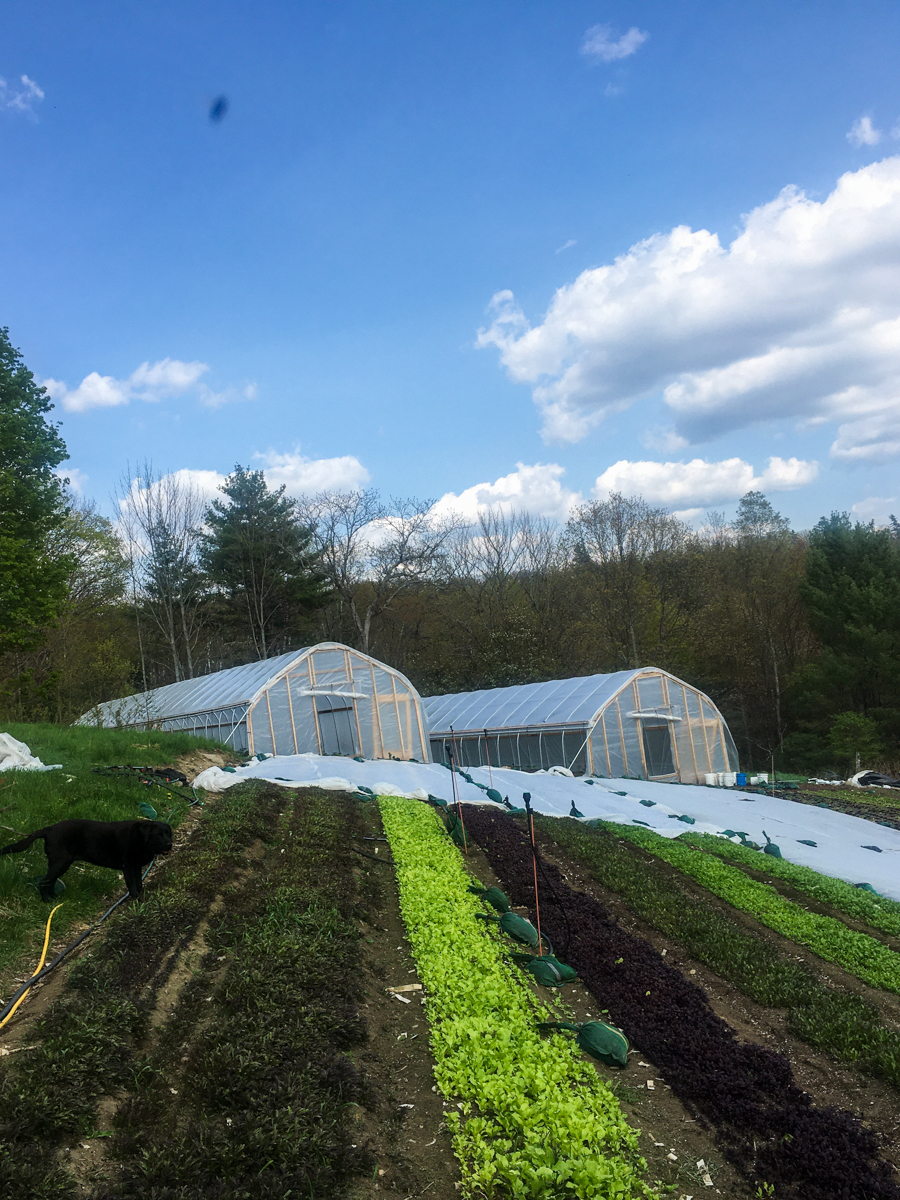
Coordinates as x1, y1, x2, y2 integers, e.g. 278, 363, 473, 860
827, 711, 883, 766
201, 465, 329, 659
380, 795, 656, 1200
604, 823, 900, 994
682, 831, 900, 938
0, 328, 70, 654
790, 513, 900, 767
0, 499, 134, 723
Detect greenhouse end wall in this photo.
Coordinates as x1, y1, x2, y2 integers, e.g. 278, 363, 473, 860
245, 645, 429, 762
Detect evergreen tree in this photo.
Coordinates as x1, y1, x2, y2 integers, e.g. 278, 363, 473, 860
201, 466, 328, 659
789, 513, 900, 765
0, 328, 70, 653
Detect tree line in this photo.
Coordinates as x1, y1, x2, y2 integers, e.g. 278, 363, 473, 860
2, 327, 899, 774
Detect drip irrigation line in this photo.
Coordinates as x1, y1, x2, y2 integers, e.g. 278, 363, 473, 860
350, 847, 395, 866
0, 859, 157, 1027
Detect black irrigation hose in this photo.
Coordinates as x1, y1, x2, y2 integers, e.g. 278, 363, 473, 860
350, 847, 395, 866
0, 860, 156, 1026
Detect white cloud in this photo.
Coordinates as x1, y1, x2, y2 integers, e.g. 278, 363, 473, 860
53, 466, 88, 494
430, 462, 581, 523
581, 24, 648, 62
640, 426, 689, 453
478, 157, 900, 461
593, 456, 818, 507
851, 495, 897, 524
556, 239, 577, 254
252, 448, 370, 495
43, 358, 256, 413
119, 452, 371, 520
0, 73, 44, 115
848, 115, 881, 147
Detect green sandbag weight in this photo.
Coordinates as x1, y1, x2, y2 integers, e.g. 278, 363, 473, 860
538, 1020, 630, 1068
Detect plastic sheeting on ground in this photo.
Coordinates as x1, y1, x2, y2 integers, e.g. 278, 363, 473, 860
193, 754, 900, 901
0, 733, 62, 772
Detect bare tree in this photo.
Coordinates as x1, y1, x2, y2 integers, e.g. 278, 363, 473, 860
567, 493, 692, 669
115, 463, 207, 682
299, 489, 457, 653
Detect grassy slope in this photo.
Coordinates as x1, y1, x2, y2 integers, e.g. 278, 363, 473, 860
0, 722, 228, 986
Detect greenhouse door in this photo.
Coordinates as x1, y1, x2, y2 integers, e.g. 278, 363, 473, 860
642, 722, 674, 777
316, 696, 359, 757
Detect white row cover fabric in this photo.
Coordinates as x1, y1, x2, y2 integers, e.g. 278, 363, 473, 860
77, 643, 430, 762
0, 733, 61, 772
425, 668, 739, 785
193, 754, 900, 900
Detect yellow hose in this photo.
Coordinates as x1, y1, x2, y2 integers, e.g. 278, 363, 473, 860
0, 903, 64, 1031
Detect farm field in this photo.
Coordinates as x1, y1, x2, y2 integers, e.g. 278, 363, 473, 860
0, 728, 897, 1199
460, 804, 900, 1200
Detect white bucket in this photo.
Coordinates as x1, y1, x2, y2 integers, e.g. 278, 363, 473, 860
704, 773, 718, 787
755, 772, 769, 784
722, 772, 737, 787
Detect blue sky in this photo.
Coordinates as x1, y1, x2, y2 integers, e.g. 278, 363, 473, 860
3, 1, 900, 529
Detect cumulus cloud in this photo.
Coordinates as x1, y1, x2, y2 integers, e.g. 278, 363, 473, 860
0, 73, 44, 115
120, 452, 371, 519
851, 495, 898, 525
252, 448, 370, 495
848, 115, 881, 147
430, 462, 581, 523
593, 456, 818, 507
477, 157, 900, 461
581, 24, 648, 62
43, 358, 255, 413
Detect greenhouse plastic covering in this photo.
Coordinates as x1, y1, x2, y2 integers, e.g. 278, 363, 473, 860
192, 754, 900, 901
424, 671, 639, 732
78, 647, 308, 728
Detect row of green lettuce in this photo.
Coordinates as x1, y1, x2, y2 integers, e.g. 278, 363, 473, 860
680, 832, 900, 938
605, 823, 900, 994
379, 796, 657, 1200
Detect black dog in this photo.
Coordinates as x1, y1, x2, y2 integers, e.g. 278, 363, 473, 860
0, 819, 173, 900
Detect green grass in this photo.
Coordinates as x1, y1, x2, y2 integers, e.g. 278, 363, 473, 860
0, 722, 229, 988
538, 818, 900, 1091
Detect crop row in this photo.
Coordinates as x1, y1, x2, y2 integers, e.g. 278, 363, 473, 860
680, 831, 900, 937
379, 796, 656, 1200
537, 816, 900, 1090
460, 804, 900, 1200
602, 822, 900, 993
0, 783, 373, 1200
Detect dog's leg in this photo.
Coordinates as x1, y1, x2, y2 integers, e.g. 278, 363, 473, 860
123, 864, 143, 898
40, 853, 75, 901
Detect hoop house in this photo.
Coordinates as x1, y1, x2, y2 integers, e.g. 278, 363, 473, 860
424, 668, 738, 784
78, 642, 430, 761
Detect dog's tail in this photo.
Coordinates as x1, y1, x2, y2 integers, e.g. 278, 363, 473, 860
0, 829, 46, 856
